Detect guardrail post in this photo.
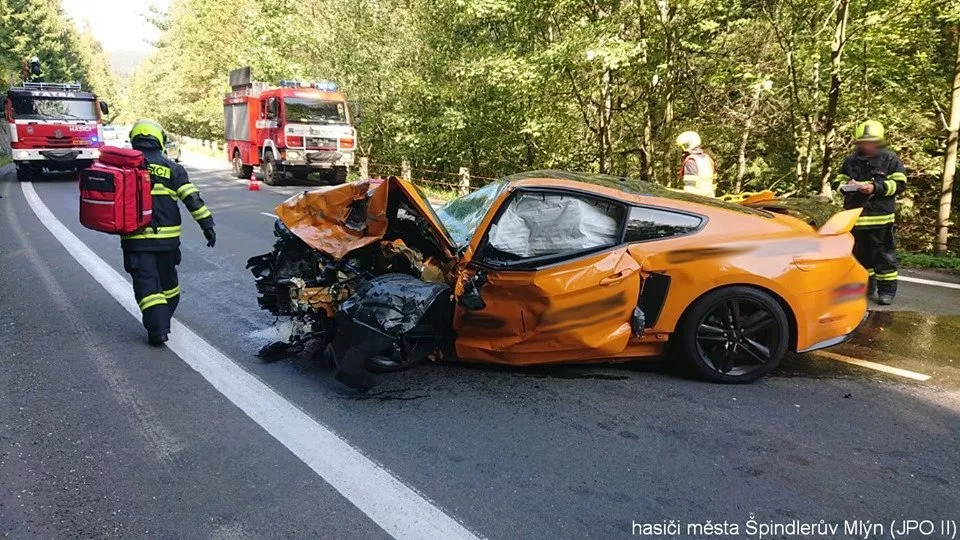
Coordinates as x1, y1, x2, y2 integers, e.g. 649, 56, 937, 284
459, 167, 470, 195
359, 157, 369, 180
401, 160, 412, 182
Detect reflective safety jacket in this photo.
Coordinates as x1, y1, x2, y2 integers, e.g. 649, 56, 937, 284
835, 148, 906, 228
680, 150, 716, 198
121, 140, 214, 251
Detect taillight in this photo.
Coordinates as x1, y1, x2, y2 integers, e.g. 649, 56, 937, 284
287, 135, 303, 147
832, 283, 867, 304
339, 137, 355, 150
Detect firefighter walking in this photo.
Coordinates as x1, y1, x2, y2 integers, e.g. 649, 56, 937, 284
122, 120, 216, 345
836, 120, 907, 306
675, 131, 716, 198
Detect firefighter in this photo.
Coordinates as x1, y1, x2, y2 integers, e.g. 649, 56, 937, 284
836, 120, 907, 306
676, 131, 716, 197
122, 120, 216, 345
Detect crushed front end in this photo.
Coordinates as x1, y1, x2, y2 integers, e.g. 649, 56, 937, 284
246, 178, 456, 389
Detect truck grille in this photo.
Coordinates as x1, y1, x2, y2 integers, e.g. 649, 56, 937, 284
306, 137, 337, 150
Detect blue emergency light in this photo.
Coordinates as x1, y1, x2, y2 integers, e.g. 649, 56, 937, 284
279, 79, 338, 91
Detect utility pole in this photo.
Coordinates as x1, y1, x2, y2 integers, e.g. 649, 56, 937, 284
936, 28, 960, 254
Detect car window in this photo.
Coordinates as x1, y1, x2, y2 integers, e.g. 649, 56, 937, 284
624, 207, 703, 242
482, 191, 624, 264
436, 181, 508, 248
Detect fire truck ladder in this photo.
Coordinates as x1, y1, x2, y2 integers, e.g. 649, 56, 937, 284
21, 81, 82, 91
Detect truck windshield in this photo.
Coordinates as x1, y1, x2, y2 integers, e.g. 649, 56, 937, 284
9, 95, 98, 121
283, 98, 347, 125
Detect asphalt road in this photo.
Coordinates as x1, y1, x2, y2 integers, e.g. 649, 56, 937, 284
1, 153, 958, 539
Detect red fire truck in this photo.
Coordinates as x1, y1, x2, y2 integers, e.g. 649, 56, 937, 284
224, 67, 357, 186
4, 81, 108, 181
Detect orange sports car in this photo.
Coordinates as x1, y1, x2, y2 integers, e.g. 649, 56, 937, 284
248, 170, 868, 389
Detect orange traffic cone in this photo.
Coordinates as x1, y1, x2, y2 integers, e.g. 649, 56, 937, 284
249, 170, 261, 191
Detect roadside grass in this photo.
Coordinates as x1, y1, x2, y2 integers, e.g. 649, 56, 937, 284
418, 184, 458, 204
0, 154, 11, 168
899, 251, 960, 273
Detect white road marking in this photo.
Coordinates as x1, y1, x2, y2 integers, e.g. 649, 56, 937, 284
811, 351, 931, 381
20, 181, 480, 540
260, 212, 278, 219
899, 275, 960, 291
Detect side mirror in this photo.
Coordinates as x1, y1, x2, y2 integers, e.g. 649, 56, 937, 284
99, 101, 109, 116
457, 271, 487, 311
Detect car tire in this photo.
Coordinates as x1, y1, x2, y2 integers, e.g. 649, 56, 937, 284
676, 286, 789, 384
262, 151, 282, 186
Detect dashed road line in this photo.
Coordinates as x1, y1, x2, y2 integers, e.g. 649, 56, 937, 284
811, 351, 931, 381
20, 181, 481, 540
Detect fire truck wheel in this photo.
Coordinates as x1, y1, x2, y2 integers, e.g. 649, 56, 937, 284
327, 167, 347, 185
232, 152, 252, 179
262, 152, 282, 186
15, 164, 36, 182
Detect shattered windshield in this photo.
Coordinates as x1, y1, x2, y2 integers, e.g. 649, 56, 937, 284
283, 98, 347, 124
436, 181, 509, 248
10, 96, 98, 121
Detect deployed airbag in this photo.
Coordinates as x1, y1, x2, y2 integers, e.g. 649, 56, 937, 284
488, 193, 620, 258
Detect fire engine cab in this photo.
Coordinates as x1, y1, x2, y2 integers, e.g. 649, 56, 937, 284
224, 67, 357, 186
4, 81, 108, 181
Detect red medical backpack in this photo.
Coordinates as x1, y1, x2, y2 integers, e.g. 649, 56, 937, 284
79, 147, 153, 235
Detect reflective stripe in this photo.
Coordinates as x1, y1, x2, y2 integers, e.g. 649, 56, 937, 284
875, 271, 899, 281
888, 172, 906, 182
190, 206, 212, 220
883, 180, 897, 196
121, 225, 182, 240
151, 185, 178, 198
81, 198, 114, 205
866, 269, 876, 276
138, 293, 167, 311
177, 183, 199, 198
163, 285, 181, 299
855, 214, 895, 227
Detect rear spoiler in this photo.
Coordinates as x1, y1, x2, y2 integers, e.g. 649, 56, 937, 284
818, 208, 863, 236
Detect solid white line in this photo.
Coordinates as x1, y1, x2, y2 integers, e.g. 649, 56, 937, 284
811, 351, 931, 381
20, 182, 480, 540
260, 212, 278, 219
899, 275, 960, 291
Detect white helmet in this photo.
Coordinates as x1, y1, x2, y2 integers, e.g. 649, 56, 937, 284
676, 131, 702, 152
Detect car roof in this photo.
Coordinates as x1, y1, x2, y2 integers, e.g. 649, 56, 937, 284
501, 170, 771, 217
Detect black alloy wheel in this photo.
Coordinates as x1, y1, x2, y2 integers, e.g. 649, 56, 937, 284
679, 286, 789, 383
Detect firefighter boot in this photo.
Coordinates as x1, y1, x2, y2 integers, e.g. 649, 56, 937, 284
867, 276, 877, 299
148, 332, 169, 347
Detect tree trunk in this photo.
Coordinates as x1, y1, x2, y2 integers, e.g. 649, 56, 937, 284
818, 0, 850, 196
735, 80, 765, 194
598, 67, 614, 173
936, 29, 960, 255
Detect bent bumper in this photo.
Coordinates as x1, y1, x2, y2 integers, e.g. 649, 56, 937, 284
13, 147, 100, 162
282, 150, 354, 168
796, 310, 869, 353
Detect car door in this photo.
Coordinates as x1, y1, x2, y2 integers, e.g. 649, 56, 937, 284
452, 188, 643, 365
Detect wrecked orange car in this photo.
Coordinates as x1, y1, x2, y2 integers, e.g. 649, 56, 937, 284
248, 171, 868, 389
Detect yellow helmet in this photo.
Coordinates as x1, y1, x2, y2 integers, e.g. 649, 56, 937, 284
854, 120, 884, 142
676, 131, 702, 152
129, 119, 167, 146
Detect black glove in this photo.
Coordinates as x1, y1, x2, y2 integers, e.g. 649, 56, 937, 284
203, 227, 216, 248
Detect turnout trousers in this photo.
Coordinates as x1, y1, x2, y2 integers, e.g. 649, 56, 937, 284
122, 249, 181, 335
852, 224, 898, 297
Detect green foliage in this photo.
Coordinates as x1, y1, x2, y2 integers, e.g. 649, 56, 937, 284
899, 251, 960, 272
124, 0, 959, 247
0, 0, 124, 118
